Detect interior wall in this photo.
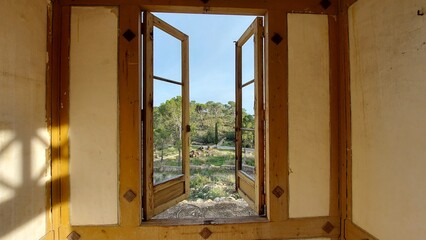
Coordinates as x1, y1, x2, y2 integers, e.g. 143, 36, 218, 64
69, 6, 119, 225
0, 0, 49, 239
349, 0, 426, 239
288, 13, 330, 218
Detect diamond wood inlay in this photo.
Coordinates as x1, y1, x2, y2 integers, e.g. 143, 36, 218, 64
271, 33, 283, 45
320, 0, 332, 10
272, 186, 284, 198
123, 29, 136, 42
67, 231, 81, 240
322, 221, 334, 233
123, 189, 137, 203
199, 227, 212, 239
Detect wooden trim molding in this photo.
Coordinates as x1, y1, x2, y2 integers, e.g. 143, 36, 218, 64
59, 0, 338, 15
345, 220, 379, 240
118, 5, 142, 227
59, 217, 340, 240
337, 0, 352, 237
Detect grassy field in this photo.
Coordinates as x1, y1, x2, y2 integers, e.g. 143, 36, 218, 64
153, 147, 254, 200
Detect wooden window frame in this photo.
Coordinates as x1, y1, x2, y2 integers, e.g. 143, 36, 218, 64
235, 17, 265, 215
142, 11, 191, 221
48, 0, 348, 239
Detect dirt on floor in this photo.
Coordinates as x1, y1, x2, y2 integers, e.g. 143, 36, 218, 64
153, 197, 257, 219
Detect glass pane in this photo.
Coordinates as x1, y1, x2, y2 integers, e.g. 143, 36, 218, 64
154, 26, 182, 82
242, 83, 255, 128
241, 130, 255, 179
241, 83, 255, 179
242, 35, 254, 85
153, 80, 183, 185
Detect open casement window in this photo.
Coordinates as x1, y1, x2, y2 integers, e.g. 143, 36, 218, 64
235, 17, 265, 215
142, 12, 190, 221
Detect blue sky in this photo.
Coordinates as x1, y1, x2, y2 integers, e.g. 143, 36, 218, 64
152, 13, 257, 114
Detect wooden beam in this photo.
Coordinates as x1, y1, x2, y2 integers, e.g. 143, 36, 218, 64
346, 220, 379, 240
181, 33, 191, 205
59, 216, 340, 240
328, 14, 340, 218
264, 10, 289, 222
45, 1, 54, 235
48, 1, 62, 240
337, 0, 353, 238
143, 11, 155, 221
119, 5, 142, 227
59, 0, 338, 15
59, 5, 71, 227
340, 0, 358, 12
253, 16, 265, 216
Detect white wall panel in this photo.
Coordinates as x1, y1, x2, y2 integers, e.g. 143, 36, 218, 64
350, 0, 426, 239
69, 6, 119, 225
288, 13, 330, 218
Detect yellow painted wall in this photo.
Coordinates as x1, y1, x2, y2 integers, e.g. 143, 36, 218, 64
288, 13, 331, 218
0, 0, 49, 239
349, 0, 426, 239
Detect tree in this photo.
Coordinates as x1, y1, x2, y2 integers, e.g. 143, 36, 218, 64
154, 98, 253, 152
154, 96, 183, 162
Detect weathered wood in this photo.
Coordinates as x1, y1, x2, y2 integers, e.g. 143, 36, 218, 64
346, 220, 379, 240
144, 216, 268, 226
253, 16, 265, 216
154, 181, 185, 208
235, 17, 265, 215
60, 216, 340, 239
340, 0, 358, 12
236, 21, 255, 47
119, 5, 142, 226
153, 175, 184, 193
264, 10, 289, 222
48, 1, 62, 239
59, 6, 71, 227
45, 2, 54, 235
153, 14, 187, 41
237, 172, 256, 209
235, 39, 242, 193
182, 34, 191, 207
337, 1, 353, 238
142, 10, 155, 221
329, 14, 340, 218
144, 12, 190, 220
59, 0, 338, 15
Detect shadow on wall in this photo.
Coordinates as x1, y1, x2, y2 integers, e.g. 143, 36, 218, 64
0, 121, 54, 239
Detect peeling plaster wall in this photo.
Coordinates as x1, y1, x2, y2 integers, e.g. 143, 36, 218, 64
349, 0, 426, 239
0, 0, 49, 239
